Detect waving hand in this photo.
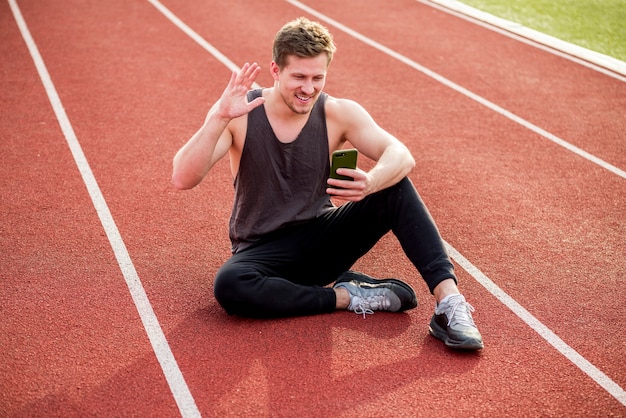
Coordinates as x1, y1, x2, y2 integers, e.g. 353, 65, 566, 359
216, 62, 265, 120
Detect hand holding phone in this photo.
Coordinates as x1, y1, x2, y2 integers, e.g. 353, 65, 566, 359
330, 149, 358, 181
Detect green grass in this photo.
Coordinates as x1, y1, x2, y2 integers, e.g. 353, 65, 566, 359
459, 0, 626, 61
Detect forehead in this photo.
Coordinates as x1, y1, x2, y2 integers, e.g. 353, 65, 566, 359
281, 54, 328, 74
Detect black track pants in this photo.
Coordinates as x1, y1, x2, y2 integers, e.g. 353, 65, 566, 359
213, 177, 456, 318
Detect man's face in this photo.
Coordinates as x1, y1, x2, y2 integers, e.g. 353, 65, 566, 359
273, 54, 328, 115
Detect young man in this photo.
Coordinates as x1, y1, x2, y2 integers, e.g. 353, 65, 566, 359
172, 17, 483, 350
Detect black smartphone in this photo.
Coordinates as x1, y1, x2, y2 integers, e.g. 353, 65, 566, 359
330, 149, 358, 181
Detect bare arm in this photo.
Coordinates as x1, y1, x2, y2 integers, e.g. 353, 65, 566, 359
171, 63, 265, 190
326, 99, 415, 201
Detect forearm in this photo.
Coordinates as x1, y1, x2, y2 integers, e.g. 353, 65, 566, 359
171, 108, 231, 190
366, 143, 415, 194
171, 63, 265, 190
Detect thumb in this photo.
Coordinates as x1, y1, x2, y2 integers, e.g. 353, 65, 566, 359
247, 97, 265, 111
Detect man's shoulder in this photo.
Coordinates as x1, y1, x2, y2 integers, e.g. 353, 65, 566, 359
324, 95, 365, 117
324, 94, 357, 107
324, 95, 370, 128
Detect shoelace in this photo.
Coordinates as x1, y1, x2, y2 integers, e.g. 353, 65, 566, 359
353, 303, 374, 319
445, 297, 476, 327
351, 295, 390, 319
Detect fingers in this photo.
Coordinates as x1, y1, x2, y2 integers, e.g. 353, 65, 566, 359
326, 168, 369, 201
327, 180, 365, 201
326, 184, 364, 202
225, 69, 238, 92
235, 62, 261, 89
218, 63, 262, 119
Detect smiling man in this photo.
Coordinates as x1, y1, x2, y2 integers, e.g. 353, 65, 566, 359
172, 17, 483, 350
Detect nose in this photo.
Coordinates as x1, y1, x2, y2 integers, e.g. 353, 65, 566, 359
301, 79, 314, 95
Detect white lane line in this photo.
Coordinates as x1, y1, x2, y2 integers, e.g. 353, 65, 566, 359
146, 0, 260, 89
446, 242, 626, 407
422, 0, 626, 80
285, 0, 626, 181
146, 0, 238, 73
146, 0, 626, 407
281, 0, 626, 407
8, 1, 201, 416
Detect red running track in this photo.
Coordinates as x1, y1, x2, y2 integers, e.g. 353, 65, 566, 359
1, 0, 625, 416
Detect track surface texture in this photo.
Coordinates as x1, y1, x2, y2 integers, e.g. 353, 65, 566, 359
2, 0, 625, 416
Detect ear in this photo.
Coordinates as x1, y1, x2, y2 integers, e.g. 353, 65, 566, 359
270, 61, 280, 80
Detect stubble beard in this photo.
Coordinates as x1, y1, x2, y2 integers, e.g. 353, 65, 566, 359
281, 91, 316, 115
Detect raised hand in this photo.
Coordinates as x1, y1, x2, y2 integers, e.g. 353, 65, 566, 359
216, 62, 265, 120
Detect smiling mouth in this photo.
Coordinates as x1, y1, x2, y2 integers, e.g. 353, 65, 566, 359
295, 93, 313, 103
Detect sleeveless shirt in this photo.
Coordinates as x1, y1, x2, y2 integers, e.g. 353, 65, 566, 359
228, 89, 334, 253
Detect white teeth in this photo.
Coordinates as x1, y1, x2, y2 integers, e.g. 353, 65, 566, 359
296, 94, 311, 102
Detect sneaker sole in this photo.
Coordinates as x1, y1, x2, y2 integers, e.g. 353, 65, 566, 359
335, 271, 418, 311
429, 319, 484, 350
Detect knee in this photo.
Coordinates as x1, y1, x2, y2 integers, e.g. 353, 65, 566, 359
213, 265, 239, 310
213, 263, 255, 315
394, 176, 414, 193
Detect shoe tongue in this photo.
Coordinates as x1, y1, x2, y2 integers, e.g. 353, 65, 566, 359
440, 294, 464, 306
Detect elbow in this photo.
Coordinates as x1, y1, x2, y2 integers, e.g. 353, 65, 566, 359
171, 154, 203, 190
403, 150, 416, 176
171, 171, 199, 190
407, 154, 416, 172
171, 174, 188, 190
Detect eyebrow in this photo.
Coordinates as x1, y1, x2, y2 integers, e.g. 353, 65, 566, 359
290, 71, 325, 78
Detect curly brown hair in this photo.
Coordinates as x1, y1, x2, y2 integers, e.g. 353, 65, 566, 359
272, 17, 337, 68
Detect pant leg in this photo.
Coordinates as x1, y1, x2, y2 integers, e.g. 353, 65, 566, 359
213, 226, 338, 318
213, 177, 454, 318
315, 177, 456, 293
390, 177, 457, 292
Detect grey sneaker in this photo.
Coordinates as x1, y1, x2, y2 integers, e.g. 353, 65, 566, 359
429, 294, 484, 350
333, 271, 417, 318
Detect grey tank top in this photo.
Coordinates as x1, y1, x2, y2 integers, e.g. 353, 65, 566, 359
229, 89, 334, 253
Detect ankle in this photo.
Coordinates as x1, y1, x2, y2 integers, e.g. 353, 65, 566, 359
335, 287, 351, 309
433, 278, 460, 304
